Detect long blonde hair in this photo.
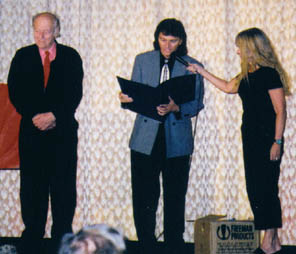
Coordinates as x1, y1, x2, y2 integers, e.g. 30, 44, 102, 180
235, 27, 291, 95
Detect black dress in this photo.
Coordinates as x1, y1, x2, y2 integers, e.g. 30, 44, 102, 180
238, 67, 283, 230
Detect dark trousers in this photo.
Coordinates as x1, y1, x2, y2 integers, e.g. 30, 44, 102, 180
131, 125, 190, 253
242, 128, 282, 230
18, 128, 77, 253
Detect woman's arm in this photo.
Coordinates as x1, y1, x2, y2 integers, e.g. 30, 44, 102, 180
269, 87, 286, 161
187, 63, 239, 94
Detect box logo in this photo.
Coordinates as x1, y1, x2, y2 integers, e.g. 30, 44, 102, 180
217, 224, 231, 240
217, 224, 255, 241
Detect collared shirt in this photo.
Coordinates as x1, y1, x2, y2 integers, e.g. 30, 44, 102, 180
159, 53, 175, 83
159, 53, 181, 120
38, 42, 57, 65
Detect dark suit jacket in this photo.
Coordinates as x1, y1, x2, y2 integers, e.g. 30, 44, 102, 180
129, 50, 204, 158
7, 42, 83, 137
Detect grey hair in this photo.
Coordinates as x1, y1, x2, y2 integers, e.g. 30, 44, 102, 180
32, 12, 61, 37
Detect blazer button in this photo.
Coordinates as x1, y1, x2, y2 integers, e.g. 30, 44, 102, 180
172, 122, 176, 125
144, 119, 147, 122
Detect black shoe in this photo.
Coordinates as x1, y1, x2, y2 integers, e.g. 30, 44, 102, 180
253, 247, 283, 254
138, 242, 158, 254
253, 248, 266, 254
164, 243, 185, 254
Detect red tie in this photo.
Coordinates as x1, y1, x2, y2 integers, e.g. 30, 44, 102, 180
43, 51, 50, 88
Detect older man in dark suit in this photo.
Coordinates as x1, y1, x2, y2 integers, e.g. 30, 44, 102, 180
119, 18, 204, 254
7, 12, 83, 254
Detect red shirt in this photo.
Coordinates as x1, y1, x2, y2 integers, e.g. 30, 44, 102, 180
38, 42, 56, 65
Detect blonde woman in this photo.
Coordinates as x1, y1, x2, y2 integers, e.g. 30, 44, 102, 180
188, 27, 290, 254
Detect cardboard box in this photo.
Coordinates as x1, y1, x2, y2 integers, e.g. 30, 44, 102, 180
194, 215, 260, 254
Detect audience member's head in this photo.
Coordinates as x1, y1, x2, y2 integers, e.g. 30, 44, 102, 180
58, 224, 126, 254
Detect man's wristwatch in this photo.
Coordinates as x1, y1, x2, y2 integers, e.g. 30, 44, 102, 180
274, 139, 282, 145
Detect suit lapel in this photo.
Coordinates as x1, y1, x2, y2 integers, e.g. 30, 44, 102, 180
30, 45, 47, 89
147, 51, 160, 87
172, 60, 186, 78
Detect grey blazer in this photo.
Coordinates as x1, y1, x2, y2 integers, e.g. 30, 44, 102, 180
128, 50, 204, 158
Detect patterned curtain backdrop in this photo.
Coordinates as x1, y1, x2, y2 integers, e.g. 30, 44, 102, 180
0, 0, 295, 244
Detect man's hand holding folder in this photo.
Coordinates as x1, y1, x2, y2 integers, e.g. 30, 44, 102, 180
117, 74, 196, 121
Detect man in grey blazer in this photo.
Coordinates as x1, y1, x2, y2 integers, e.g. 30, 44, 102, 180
119, 18, 204, 254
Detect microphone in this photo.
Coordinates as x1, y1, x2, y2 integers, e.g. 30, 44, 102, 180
175, 55, 189, 67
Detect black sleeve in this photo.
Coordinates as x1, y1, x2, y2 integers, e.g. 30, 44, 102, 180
264, 68, 283, 90
7, 49, 41, 118
51, 48, 84, 128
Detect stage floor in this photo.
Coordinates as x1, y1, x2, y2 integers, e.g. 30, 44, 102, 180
0, 237, 295, 254
0, 238, 193, 254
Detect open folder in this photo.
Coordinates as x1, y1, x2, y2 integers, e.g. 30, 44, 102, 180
117, 74, 196, 121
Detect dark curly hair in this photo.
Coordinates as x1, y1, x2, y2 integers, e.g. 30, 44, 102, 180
153, 18, 188, 56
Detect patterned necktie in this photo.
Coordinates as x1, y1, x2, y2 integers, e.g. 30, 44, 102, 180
160, 59, 169, 84
43, 51, 50, 88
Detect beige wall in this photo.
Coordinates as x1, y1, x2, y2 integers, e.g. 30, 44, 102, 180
0, 0, 295, 244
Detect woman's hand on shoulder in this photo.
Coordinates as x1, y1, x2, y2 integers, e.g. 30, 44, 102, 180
187, 63, 239, 94
187, 63, 203, 74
